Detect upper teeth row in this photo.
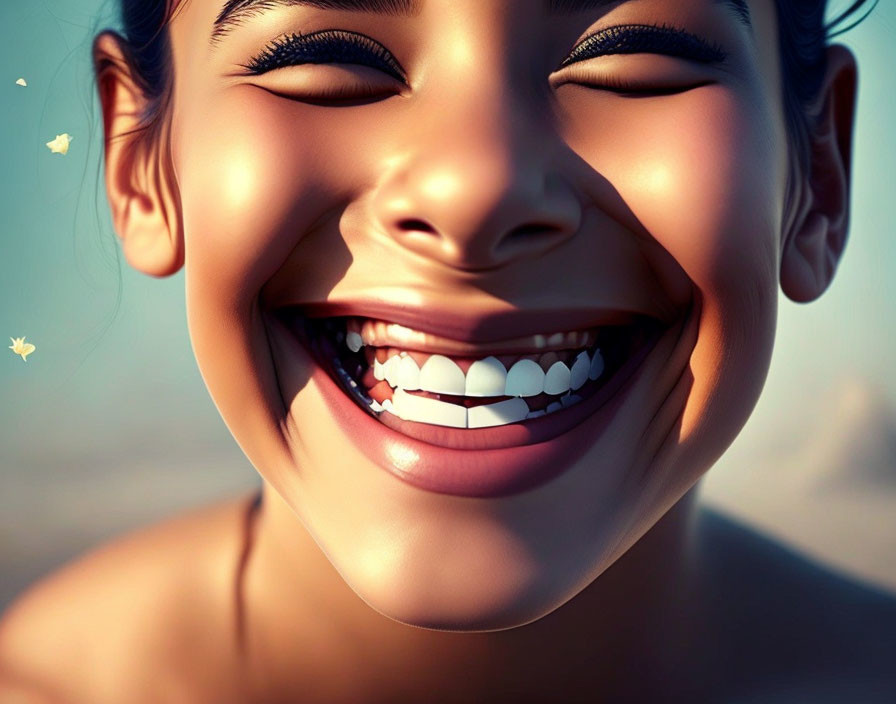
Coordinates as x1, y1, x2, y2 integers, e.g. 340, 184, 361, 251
373, 350, 603, 397
345, 325, 594, 353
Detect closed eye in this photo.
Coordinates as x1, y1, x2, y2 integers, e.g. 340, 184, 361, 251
557, 23, 730, 70
243, 29, 407, 83
552, 23, 728, 96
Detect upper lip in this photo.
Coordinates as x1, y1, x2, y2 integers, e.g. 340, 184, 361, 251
285, 299, 669, 345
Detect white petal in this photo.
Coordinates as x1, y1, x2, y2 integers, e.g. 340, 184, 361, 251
467, 398, 530, 428
393, 389, 466, 428
505, 359, 544, 397
418, 355, 466, 395
465, 356, 507, 397
543, 361, 571, 395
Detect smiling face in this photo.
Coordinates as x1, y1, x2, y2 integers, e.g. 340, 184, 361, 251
96, 0, 854, 631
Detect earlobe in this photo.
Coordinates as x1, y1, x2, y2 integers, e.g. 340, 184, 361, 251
780, 44, 858, 303
94, 32, 183, 278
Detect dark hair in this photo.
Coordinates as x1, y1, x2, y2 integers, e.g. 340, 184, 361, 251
778, 0, 877, 170
110, 0, 877, 167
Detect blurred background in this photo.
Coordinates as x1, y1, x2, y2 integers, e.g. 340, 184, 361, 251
1, 0, 894, 609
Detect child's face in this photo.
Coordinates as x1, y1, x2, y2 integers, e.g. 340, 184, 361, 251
162, 0, 787, 627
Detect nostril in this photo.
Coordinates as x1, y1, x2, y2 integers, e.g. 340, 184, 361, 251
513, 223, 554, 237
397, 218, 438, 234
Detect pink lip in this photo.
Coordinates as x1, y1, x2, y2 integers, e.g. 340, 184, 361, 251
273, 309, 685, 498
296, 300, 662, 344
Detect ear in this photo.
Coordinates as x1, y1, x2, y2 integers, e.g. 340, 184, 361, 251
780, 44, 858, 303
93, 31, 183, 278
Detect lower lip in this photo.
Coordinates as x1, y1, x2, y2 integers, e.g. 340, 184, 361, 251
279, 319, 674, 498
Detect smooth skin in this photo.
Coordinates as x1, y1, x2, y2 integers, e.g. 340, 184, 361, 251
1, 0, 894, 702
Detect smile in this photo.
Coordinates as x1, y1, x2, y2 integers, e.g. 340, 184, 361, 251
292, 315, 656, 429
270, 303, 685, 498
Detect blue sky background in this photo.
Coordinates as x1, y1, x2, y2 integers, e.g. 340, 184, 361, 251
1, 0, 894, 606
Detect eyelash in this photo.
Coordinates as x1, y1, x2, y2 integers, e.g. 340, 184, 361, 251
581, 74, 713, 96
244, 29, 406, 82
244, 23, 723, 97
559, 23, 728, 69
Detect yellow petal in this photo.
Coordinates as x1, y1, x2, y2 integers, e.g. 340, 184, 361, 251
46, 133, 72, 155
8, 336, 34, 359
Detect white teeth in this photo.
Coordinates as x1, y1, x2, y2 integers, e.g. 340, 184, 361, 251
525, 410, 546, 420
369, 400, 384, 413
373, 348, 600, 396
570, 351, 590, 391
543, 361, 571, 396
589, 349, 605, 381
546, 401, 563, 414
397, 356, 421, 390
561, 394, 583, 407
467, 398, 530, 428
346, 331, 363, 353
393, 389, 467, 428
505, 359, 544, 397
465, 356, 507, 397
384, 356, 401, 387
418, 355, 466, 395
382, 398, 395, 415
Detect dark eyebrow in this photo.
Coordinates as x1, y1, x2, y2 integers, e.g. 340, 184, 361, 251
212, 0, 751, 43
212, 0, 419, 42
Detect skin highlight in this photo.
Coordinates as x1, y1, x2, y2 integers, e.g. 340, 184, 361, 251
1, 1, 893, 702
157, 0, 788, 632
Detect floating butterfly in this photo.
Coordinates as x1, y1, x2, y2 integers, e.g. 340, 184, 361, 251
9, 337, 36, 362
15, 78, 26, 87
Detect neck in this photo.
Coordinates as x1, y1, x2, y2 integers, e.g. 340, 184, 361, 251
242, 481, 703, 698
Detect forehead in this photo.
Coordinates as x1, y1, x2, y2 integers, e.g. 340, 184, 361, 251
170, 0, 772, 34
208, 0, 752, 24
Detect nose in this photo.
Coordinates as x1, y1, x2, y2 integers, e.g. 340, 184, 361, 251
371, 90, 582, 272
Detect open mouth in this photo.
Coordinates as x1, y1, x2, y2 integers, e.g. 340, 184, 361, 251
270, 304, 685, 497
281, 310, 663, 431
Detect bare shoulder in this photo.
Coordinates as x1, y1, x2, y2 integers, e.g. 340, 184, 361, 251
695, 508, 896, 702
0, 491, 261, 704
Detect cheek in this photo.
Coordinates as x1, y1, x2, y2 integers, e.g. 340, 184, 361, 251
563, 86, 784, 449
564, 87, 782, 295
173, 87, 372, 309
